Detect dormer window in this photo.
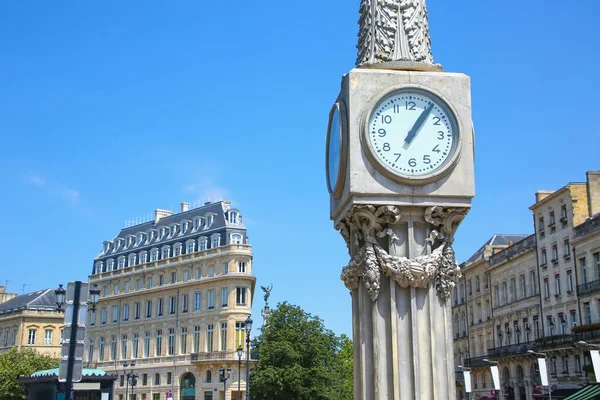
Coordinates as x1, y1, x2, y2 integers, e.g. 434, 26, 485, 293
186, 240, 195, 254
117, 257, 126, 269
107, 259, 115, 271
228, 211, 239, 224
150, 248, 159, 262
113, 240, 120, 253
198, 237, 208, 251
162, 246, 171, 259
136, 233, 144, 246
211, 234, 221, 248
230, 233, 243, 245
95, 262, 104, 274
128, 254, 137, 267
125, 235, 134, 249
103, 241, 111, 255
205, 214, 214, 229
169, 224, 177, 238
180, 221, 189, 235
147, 230, 155, 244
139, 251, 148, 264
173, 243, 182, 257
158, 228, 165, 241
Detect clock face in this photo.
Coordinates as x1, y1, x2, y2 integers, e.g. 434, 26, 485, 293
365, 88, 459, 181
326, 102, 345, 195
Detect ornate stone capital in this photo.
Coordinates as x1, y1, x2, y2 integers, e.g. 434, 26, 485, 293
339, 205, 468, 301
356, 0, 434, 67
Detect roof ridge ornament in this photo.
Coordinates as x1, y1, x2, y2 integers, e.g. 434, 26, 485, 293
356, 0, 437, 69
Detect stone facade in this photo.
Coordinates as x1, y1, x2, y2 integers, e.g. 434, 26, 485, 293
454, 171, 600, 400
86, 201, 256, 400
0, 289, 64, 357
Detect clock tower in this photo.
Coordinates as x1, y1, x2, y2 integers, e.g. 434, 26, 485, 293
326, 1, 474, 399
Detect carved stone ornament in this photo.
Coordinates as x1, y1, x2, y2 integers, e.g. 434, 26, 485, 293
338, 205, 467, 301
356, 0, 434, 67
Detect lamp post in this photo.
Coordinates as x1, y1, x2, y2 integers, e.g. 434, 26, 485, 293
237, 345, 243, 400
123, 362, 136, 400
527, 350, 551, 400
244, 316, 253, 400
483, 359, 502, 400
220, 367, 232, 400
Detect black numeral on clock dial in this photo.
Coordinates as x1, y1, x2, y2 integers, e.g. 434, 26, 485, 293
383, 143, 391, 151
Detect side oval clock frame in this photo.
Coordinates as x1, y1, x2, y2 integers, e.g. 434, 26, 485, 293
326, 100, 349, 198
360, 84, 464, 186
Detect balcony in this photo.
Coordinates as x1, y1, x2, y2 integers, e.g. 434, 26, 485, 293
486, 341, 539, 358
573, 322, 600, 342
578, 279, 600, 296
191, 350, 258, 363
464, 356, 492, 368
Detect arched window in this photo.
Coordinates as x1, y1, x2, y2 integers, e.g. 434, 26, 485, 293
154, 373, 161, 385
206, 370, 212, 383
205, 214, 214, 229
117, 257, 126, 269
198, 237, 208, 251
211, 234, 221, 248
230, 233, 243, 245
173, 243, 183, 257
95, 262, 104, 274
161, 246, 171, 259
186, 240, 195, 254
150, 248, 159, 262
181, 372, 196, 400
139, 251, 148, 264
128, 254, 137, 267
107, 259, 115, 271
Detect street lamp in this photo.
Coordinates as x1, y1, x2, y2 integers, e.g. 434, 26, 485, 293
527, 350, 551, 400
245, 316, 253, 400
237, 345, 243, 400
89, 284, 100, 312
123, 361, 136, 400
220, 367, 232, 399
55, 284, 66, 311
482, 359, 502, 400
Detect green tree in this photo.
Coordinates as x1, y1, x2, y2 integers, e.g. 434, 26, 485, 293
0, 347, 59, 400
249, 302, 353, 400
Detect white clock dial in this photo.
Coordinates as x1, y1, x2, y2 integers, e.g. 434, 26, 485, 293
366, 88, 459, 180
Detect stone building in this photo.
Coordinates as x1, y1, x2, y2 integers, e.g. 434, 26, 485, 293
0, 285, 18, 304
0, 289, 63, 357
454, 171, 600, 400
85, 201, 256, 400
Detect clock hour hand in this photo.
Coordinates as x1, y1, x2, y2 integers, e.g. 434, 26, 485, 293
404, 103, 435, 145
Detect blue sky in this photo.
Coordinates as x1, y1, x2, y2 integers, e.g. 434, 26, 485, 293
0, 0, 598, 337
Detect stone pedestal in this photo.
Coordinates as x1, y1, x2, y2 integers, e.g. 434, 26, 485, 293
340, 205, 466, 399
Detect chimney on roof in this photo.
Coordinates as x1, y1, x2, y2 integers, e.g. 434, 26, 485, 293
535, 190, 554, 203
181, 202, 189, 212
587, 171, 600, 216
154, 209, 172, 223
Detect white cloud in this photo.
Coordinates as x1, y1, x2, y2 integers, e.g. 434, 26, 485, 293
25, 174, 80, 207
60, 189, 80, 206
26, 175, 46, 187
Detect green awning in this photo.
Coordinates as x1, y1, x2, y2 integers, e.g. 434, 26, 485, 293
563, 384, 600, 400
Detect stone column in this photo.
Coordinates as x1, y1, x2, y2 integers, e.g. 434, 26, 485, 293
340, 205, 467, 399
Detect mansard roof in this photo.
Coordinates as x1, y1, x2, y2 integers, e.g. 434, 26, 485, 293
464, 234, 529, 264
0, 289, 58, 315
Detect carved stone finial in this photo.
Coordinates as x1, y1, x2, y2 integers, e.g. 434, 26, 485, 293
356, 0, 434, 68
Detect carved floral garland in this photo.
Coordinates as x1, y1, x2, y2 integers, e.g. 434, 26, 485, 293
338, 205, 467, 301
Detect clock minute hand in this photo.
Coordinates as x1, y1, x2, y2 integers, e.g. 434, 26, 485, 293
404, 103, 435, 145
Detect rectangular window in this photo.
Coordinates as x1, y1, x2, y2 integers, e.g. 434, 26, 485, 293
567, 270, 574, 293
155, 330, 162, 356
511, 278, 517, 302
123, 304, 129, 321
571, 310, 578, 328
112, 305, 119, 323
99, 338, 105, 361
121, 334, 127, 359
238, 261, 246, 273
134, 302, 140, 320
575, 355, 582, 373
169, 296, 176, 315
142, 373, 148, 386
209, 266, 215, 277
44, 329, 52, 345
494, 285, 499, 307
125, 281, 130, 293
187, 242, 195, 254
502, 282, 508, 305
541, 249, 547, 265
196, 268, 201, 280
147, 276, 153, 289
111, 336, 117, 360
555, 275, 561, 296
181, 327, 188, 354
168, 328, 175, 355
539, 216, 545, 231
206, 324, 214, 352
90, 310, 96, 326
552, 244, 558, 261
159, 275, 164, 286
157, 298, 164, 316
145, 300, 152, 318
144, 332, 150, 357
475, 276, 480, 292
531, 271, 537, 295
221, 287, 229, 308
521, 275, 526, 298
140, 253, 148, 264
167, 372, 172, 385
563, 356, 569, 373
236, 287, 248, 306
220, 322, 227, 351
182, 294, 189, 313
195, 292, 202, 311
174, 246, 181, 257
585, 302, 592, 325
113, 284, 119, 295
132, 334, 139, 358
549, 211, 556, 229
582, 258, 588, 284
564, 239, 571, 257
208, 290, 215, 310
183, 270, 189, 282
544, 278, 550, 299
596, 253, 600, 280
235, 322, 245, 348
223, 262, 229, 275
171, 271, 176, 283
193, 326, 200, 353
